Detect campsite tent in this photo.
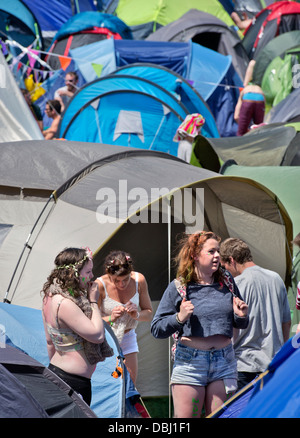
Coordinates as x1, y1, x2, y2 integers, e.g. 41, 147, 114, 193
46, 12, 132, 70
191, 124, 300, 172
59, 73, 190, 154
242, 1, 300, 59
266, 90, 300, 124
221, 162, 300, 335
0, 140, 293, 396
0, 51, 44, 142
0, 301, 141, 417
103, 0, 235, 39
0, 0, 43, 52
0, 342, 97, 418
22, 0, 97, 47
147, 9, 249, 82
66, 38, 241, 137
112, 64, 220, 140
252, 30, 300, 86
209, 335, 300, 418
238, 336, 300, 418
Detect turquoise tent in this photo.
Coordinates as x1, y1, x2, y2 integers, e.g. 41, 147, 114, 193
0, 0, 43, 50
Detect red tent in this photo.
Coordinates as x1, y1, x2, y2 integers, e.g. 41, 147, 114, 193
243, 1, 300, 59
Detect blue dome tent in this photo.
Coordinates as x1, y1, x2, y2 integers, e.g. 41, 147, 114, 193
0, 0, 43, 52
113, 63, 219, 139
66, 38, 240, 137
59, 74, 189, 155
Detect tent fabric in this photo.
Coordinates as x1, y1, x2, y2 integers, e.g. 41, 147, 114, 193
221, 163, 300, 335
0, 302, 140, 417
113, 64, 220, 139
209, 336, 300, 418
0, 342, 98, 418
0, 0, 43, 50
266, 89, 300, 124
51, 11, 132, 42
193, 124, 300, 170
23, 0, 96, 33
112, 0, 235, 39
0, 139, 293, 396
242, 1, 300, 59
146, 9, 249, 82
252, 30, 300, 85
69, 38, 241, 137
46, 12, 132, 70
239, 337, 300, 417
0, 51, 44, 142
261, 51, 299, 110
59, 74, 188, 154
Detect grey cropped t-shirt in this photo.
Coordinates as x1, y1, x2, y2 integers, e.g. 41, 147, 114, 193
151, 278, 248, 340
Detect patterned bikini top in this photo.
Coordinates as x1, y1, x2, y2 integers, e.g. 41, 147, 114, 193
46, 297, 84, 352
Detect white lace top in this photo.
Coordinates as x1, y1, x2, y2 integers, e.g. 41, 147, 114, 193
99, 272, 140, 343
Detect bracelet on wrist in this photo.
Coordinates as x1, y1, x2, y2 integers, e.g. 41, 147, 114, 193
135, 311, 140, 321
90, 301, 98, 304
109, 315, 114, 327
176, 313, 184, 325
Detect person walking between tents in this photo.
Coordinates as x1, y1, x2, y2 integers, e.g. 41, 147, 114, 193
234, 60, 265, 136
151, 231, 248, 417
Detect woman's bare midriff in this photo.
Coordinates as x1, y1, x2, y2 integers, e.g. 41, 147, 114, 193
180, 334, 231, 350
50, 350, 96, 378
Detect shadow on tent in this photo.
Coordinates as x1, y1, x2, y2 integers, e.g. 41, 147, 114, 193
0, 302, 147, 418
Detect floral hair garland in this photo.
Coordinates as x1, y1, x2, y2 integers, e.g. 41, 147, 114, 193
56, 247, 93, 277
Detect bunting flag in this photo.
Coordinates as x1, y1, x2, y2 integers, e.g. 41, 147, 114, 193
28, 49, 39, 69
58, 56, 72, 71
91, 63, 103, 78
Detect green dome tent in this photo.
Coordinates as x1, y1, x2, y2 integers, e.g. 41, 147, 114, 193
221, 162, 300, 336
107, 0, 235, 39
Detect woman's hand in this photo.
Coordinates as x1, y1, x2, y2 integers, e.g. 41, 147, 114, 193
125, 300, 139, 319
177, 298, 194, 323
111, 305, 126, 323
88, 281, 100, 303
233, 296, 248, 317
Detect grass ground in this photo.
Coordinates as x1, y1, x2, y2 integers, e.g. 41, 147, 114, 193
142, 396, 172, 418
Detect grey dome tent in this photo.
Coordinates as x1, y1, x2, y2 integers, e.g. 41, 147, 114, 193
192, 123, 300, 171
0, 139, 292, 396
147, 9, 249, 82
0, 344, 97, 418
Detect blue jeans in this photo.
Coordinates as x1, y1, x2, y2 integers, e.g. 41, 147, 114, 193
171, 343, 237, 389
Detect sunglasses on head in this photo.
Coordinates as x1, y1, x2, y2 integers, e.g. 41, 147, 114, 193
107, 262, 131, 274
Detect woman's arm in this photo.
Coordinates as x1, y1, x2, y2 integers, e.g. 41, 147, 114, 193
58, 283, 105, 344
127, 273, 153, 322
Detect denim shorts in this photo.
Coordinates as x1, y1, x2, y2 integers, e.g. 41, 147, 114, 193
171, 343, 237, 389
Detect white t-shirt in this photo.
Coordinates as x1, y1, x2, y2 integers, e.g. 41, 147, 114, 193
233, 265, 291, 373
